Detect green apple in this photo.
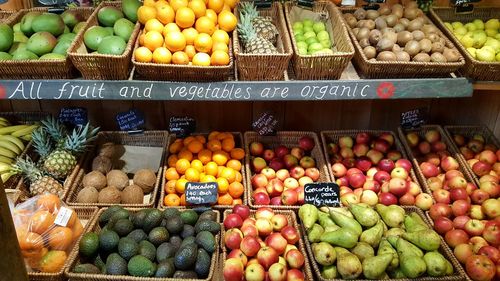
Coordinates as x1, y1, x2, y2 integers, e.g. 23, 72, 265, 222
476, 46, 496, 61
316, 30, 330, 41
460, 33, 474, 48
303, 26, 314, 33
297, 41, 308, 50
303, 31, 316, 39
313, 22, 326, 33
465, 22, 477, 32
313, 48, 334, 55
293, 22, 304, 31
320, 39, 331, 48
302, 19, 314, 28
485, 29, 498, 37
295, 34, 305, 42
496, 52, 500, 61
308, 42, 323, 53
305, 36, 319, 45
444, 22, 453, 30
454, 27, 468, 36
293, 29, 303, 36
473, 30, 488, 48
484, 37, 500, 53
452, 21, 464, 30
298, 47, 308, 55
455, 34, 464, 41
473, 19, 485, 30
485, 19, 500, 30
467, 47, 477, 59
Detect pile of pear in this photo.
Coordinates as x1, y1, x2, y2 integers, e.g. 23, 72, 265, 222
299, 203, 455, 279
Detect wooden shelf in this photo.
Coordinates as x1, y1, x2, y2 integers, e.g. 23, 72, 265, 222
473, 81, 500, 91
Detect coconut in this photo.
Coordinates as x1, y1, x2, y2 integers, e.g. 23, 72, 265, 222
133, 169, 156, 193
121, 184, 144, 204
92, 155, 112, 174
107, 170, 129, 191
82, 171, 107, 191
98, 186, 121, 203
99, 142, 115, 158
76, 186, 99, 203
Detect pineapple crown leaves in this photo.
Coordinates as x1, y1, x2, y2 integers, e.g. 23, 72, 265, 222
237, 13, 258, 44
41, 116, 67, 143
63, 122, 100, 154
31, 127, 53, 159
239, 1, 259, 20
12, 156, 44, 182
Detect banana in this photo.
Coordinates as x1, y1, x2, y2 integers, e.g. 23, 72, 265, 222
0, 146, 17, 158
1, 172, 15, 183
0, 163, 11, 174
21, 135, 32, 141
0, 140, 21, 155
0, 120, 9, 127
11, 124, 38, 137
0, 135, 24, 151
0, 117, 10, 123
0, 155, 13, 164
0, 124, 30, 135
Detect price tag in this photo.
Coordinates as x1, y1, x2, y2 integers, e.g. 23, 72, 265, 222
363, 0, 385, 9
254, 0, 272, 8
185, 182, 218, 205
304, 183, 341, 207
169, 116, 196, 138
54, 207, 74, 227
58, 107, 87, 127
116, 109, 145, 131
452, 0, 480, 13
252, 112, 278, 136
400, 107, 428, 130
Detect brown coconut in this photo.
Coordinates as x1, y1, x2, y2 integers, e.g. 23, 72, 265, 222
92, 155, 112, 174
107, 170, 129, 191
121, 184, 144, 204
98, 142, 115, 158
98, 186, 121, 203
76, 186, 99, 203
82, 171, 107, 191
133, 169, 156, 193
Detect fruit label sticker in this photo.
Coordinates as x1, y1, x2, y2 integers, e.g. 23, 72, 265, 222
54, 207, 73, 227
253, 112, 278, 136
401, 107, 428, 130
58, 107, 88, 127
304, 183, 340, 207
169, 116, 196, 138
116, 109, 145, 131
185, 182, 218, 205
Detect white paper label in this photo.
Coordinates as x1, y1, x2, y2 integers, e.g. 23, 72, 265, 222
342, 0, 355, 5
54, 207, 73, 227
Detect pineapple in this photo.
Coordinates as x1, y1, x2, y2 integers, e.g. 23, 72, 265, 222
240, 1, 279, 45
13, 157, 64, 197
238, 13, 278, 54
41, 116, 67, 149
31, 127, 53, 163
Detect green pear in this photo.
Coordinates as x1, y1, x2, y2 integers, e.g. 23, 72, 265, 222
473, 30, 488, 48
473, 19, 485, 30
324, 225, 340, 232
321, 265, 337, 279
350, 204, 380, 227
484, 38, 500, 53
400, 255, 427, 278
485, 28, 498, 37
307, 223, 324, 243
451, 21, 464, 29
360, 221, 384, 248
362, 253, 394, 279
402, 229, 441, 251
388, 267, 407, 278
329, 209, 362, 236
460, 33, 474, 48
384, 227, 405, 237
485, 19, 500, 30
328, 207, 354, 218
318, 211, 337, 229
351, 242, 374, 262
337, 253, 362, 279
299, 204, 318, 229
312, 242, 337, 266
388, 236, 424, 258
455, 26, 468, 36
465, 22, 477, 32
335, 247, 350, 256
423, 251, 448, 277
403, 213, 428, 233
321, 228, 359, 248
377, 238, 399, 270
445, 260, 454, 276
376, 204, 405, 228
467, 47, 477, 59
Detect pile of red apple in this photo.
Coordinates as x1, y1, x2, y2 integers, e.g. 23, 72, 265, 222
326, 132, 424, 208
249, 136, 319, 206
451, 133, 500, 178
223, 205, 307, 281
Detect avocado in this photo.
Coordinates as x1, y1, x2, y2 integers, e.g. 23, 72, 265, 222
131, 209, 150, 229
143, 209, 163, 232
169, 236, 182, 252
198, 210, 217, 222
93, 255, 106, 273
122, 0, 141, 23
26, 31, 57, 56
138, 240, 156, 261
12, 49, 38, 60
195, 248, 211, 278
148, 226, 170, 246
0, 52, 12, 60
113, 218, 134, 236
113, 18, 134, 41
181, 224, 195, 239
98, 7, 124, 27
163, 208, 180, 220
155, 260, 175, 277
166, 215, 184, 235
73, 263, 101, 274
173, 270, 198, 278
127, 229, 147, 243
60, 10, 81, 29
20, 11, 41, 36
106, 253, 127, 275
0, 24, 14, 52
99, 229, 120, 252
180, 236, 196, 248
174, 243, 198, 270
195, 231, 216, 253
128, 255, 155, 277
156, 242, 176, 262
160, 218, 168, 228
111, 208, 130, 221
39, 53, 65, 60
52, 39, 72, 55
32, 13, 65, 37
180, 210, 199, 226
118, 237, 139, 261
79, 232, 99, 258
99, 205, 124, 226
194, 220, 220, 234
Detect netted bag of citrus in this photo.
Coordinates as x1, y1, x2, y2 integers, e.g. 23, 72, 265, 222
75, 206, 220, 278
12, 194, 85, 273
133, 0, 237, 66
164, 132, 245, 206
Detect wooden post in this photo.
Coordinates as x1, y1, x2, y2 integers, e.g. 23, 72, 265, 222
0, 182, 29, 281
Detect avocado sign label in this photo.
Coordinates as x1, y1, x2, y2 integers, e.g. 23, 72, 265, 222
304, 183, 341, 207
185, 182, 218, 205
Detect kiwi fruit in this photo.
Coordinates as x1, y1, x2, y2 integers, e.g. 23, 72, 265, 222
427, 33, 440, 43
413, 53, 431, 62
392, 4, 403, 13
431, 52, 447, 62
382, 31, 398, 44
121, 184, 144, 204
404, 40, 420, 56
385, 15, 398, 27
98, 186, 122, 203
345, 15, 357, 28
356, 27, 370, 41
395, 51, 411, 61
392, 7, 403, 18
363, 46, 377, 59
431, 42, 445, 53
77, 186, 99, 203
352, 28, 360, 36
92, 155, 112, 174
392, 44, 402, 52
406, 1, 418, 9
393, 23, 405, 33
407, 19, 423, 32
369, 29, 381, 45
381, 27, 395, 35
366, 10, 379, 20
107, 170, 129, 191
99, 142, 115, 158
443, 48, 461, 62
359, 38, 371, 48
375, 18, 387, 30
377, 51, 397, 61
378, 5, 391, 16
412, 30, 425, 41
353, 8, 366, 20
363, 20, 375, 30
356, 20, 365, 28
422, 24, 438, 35
377, 37, 395, 52
133, 169, 156, 193
399, 18, 410, 28
404, 8, 419, 20
397, 31, 413, 46
83, 171, 107, 191
419, 39, 432, 53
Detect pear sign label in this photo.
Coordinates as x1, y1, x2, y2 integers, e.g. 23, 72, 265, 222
58, 107, 87, 127
304, 182, 341, 207
185, 182, 218, 205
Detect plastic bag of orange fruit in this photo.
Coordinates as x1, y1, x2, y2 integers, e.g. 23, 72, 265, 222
12, 193, 84, 273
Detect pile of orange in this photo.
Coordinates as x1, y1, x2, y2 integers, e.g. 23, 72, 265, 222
164, 131, 245, 206
15, 194, 83, 273
134, 0, 237, 66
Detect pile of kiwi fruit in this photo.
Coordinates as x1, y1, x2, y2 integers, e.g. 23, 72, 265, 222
343, 1, 462, 63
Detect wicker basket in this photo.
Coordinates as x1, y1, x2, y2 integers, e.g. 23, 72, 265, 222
0, 10, 15, 22
443, 125, 500, 186
340, 8, 465, 79
397, 125, 477, 199
65, 130, 168, 208
159, 132, 247, 209
233, 2, 292, 81
429, 7, 500, 81
65, 207, 220, 281
320, 130, 429, 195
244, 131, 331, 209
221, 209, 314, 280
304, 206, 466, 281
68, 2, 140, 80
0, 7, 94, 79
284, 1, 354, 80
28, 206, 99, 281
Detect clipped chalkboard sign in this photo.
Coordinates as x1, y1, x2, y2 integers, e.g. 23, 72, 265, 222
58, 107, 87, 127
169, 116, 196, 138
304, 182, 341, 207
401, 107, 427, 130
452, 0, 480, 13
185, 182, 218, 205
252, 111, 278, 136
116, 109, 145, 131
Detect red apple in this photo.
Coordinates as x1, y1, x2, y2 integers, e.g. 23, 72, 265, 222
305, 167, 320, 181
253, 192, 270, 205
453, 134, 466, 146
346, 168, 363, 177
395, 159, 412, 172
379, 132, 394, 146
471, 189, 490, 205
250, 142, 264, 156
482, 198, 500, 218
478, 246, 500, 263
299, 156, 315, 169
298, 176, 313, 187
454, 243, 474, 264
275, 145, 289, 158
479, 150, 497, 165
281, 189, 298, 205
373, 139, 390, 153
339, 136, 354, 148
467, 182, 478, 195
339, 186, 353, 196
298, 136, 314, 151
356, 132, 371, 144
420, 162, 440, 178
269, 158, 286, 172
265, 233, 288, 255
261, 168, 277, 180
348, 172, 367, 189
424, 129, 441, 143
374, 170, 391, 184
377, 159, 395, 173
473, 161, 492, 177
408, 181, 420, 196
225, 228, 244, 250
290, 147, 304, 160
363, 179, 381, 193
257, 246, 279, 270
415, 193, 433, 210
283, 178, 299, 189
285, 249, 305, 269
429, 203, 453, 220
241, 224, 259, 237
450, 188, 469, 202
296, 186, 305, 204
253, 157, 267, 173
263, 149, 275, 162
479, 181, 500, 197
434, 216, 454, 235
446, 170, 464, 180
233, 204, 250, 220
483, 221, 500, 246
399, 193, 415, 205
445, 229, 470, 248
470, 205, 485, 220
378, 192, 398, 206
355, 156, 372, 172
406, 132, 419, 147
331, 163, 347, 178
433, 189, 451, 204
479, 174, 499, 183
366, 149, 384, 164
245, 263, 266, 281
448, 177, 468, 190
256, 208, 274, 220
452, 199, 471, 216
427, 177, 443, 191
354, 187, 363, 198
228, 249, 248, 266
242, 218, 256, 227
465, 219, 486, 236
441, 156, 460, 172
276, 169, 290, 182
426, 153, 441, 167
270, 196, 282, 206
281, 226, 299, 245
266, 179, 284, 197
252, 174, 269, 189
453, 215, 471, 229
391, 167, 409, 180
461, 146, 475, 160
470, 236, 490, 253
465, 255, 496, 281
268, 262, 287, 281
387, 150, 402, 161
282, 155, 298, 170
286, 269, 305, 281
353, 143, 369, 157
289, 166, 305, 180
419, 141, 432, 155
366, 167, 379, 178
271, 214, 288, 232
256, 218, 273, 237
224, 258, 244, 281
225, 213, 244, 229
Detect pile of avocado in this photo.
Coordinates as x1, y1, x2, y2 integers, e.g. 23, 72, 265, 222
0, 10, 85, 60
75, 206, 220, 278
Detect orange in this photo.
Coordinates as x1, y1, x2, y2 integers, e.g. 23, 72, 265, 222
213, 150, 229, 166
217, 166, 224, 177
175, 7, 196, 29
212, 41, 229, 53
153, 47, 172, 63
217, 193, 233, 205
205, 9, 217, 23
208, 0, 224, 13
167, 154, 179, 167
30, 210, 55, 235
195, 16, 216, 35
165, 179, 177, 194
212, 30, 229, 44
48, 227, 73, 251
164, 193, 181, 206
155, 0, 169, 8
211, 49, 230, 65
222, 3, 231, 12
185, 167, 200, 181
23, 247, 48, 270
201, 174, 216, 182
235, 171, 243, 182
208, 131, 220, 140
169, 139, 183, 153
187, 139, 203, 153
144, 0, 157, 7
178, 149, 193, 161
36, 194, 61, 213
221, 137, 235, 152
145, 18, 165, 33
224, 0, 238, 9
226, 159, 242, 171
204, 161, 219, 176
157, 4, 175, 24
197, 149, 213, 164
228, 181, 244, 198
169, 0, 188, 11
220, 167, 236, 183
194, 33, 213, 53
39, 250, 67, 273
195, 135, 207, 144
175, 178, 188, 193
192, 52, 211, 66
217, 10, 237, 32
182, 28, 199, 45
134, 46, 153, 62
164, 30, 186, 52
143, 31, 164, 51
182, 135, 196, 145
163, 22, 181, 36
138, 6, 158, 25
180, 193, 187, 206
230, 148, 245, 160
217, 177, 229, 194
71, 218, 84, 242
175, 158, 191, 174
172, 51, 190, 64
207, 139, 222, 151
188, 0, 207, 18
233, 198, 243, 205
165, 167, 180, 180
216, 132, 233, 140
139, 33, 146, 45
18, 232, 43, 251
190, 159, 204, 172
184, 45, 196, 60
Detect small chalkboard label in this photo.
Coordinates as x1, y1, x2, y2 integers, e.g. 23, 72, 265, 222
58, 107, 87, 127
401, 107, 427, 130
452, 0, 480, 13
304, 183, 341, 207
252, 112, 278, 136
185, 182, 218, 205
116, 109, 145, 131
169, 116, 196, 138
